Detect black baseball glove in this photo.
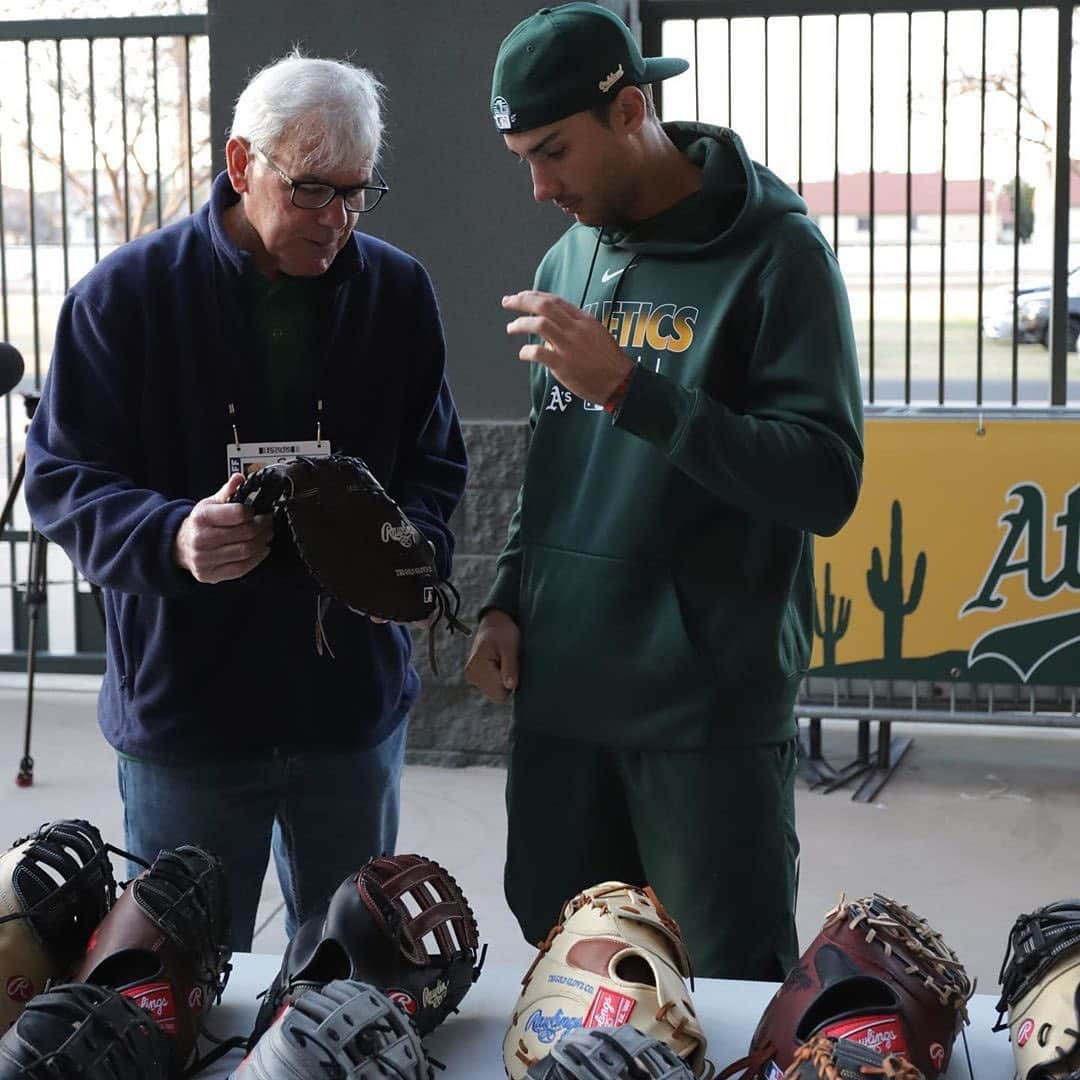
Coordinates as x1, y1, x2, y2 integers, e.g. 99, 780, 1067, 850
250, 852, 484, 1046
0, 982, 170, 1079
231, 454, 469, 670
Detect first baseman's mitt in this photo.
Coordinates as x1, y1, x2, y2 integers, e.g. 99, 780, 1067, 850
0, 818, 118, 1031
744, 894, 971, 1080
782, 1037, 924, 1080
995, 899, 1080, 1080
505, 881, 710, 1080
72, 844, 231, 1076
0, 982, 170, 1079
250, 853, 483, 1046
231, 454, 469, 668
525, 1025, 696, 1079
232, 978, 432, 1080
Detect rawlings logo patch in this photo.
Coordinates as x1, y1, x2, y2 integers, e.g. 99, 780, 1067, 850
583, 987, 635, 1029
1016, 1020, 1036, 1048
381, 521, 417, 548
820, 1015, 908, 1058
188, 986, 204, 1009
388, 989, 418, 1016
5, 975, 33, 1003
930, 1042, 946, 1067
124, 981, 177, 1034
422, 979, 448, 1009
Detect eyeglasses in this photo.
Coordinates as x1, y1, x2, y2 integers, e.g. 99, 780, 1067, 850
254, 145, 389, 214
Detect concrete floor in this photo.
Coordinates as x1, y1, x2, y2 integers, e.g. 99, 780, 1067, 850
1, 674, 1078, 993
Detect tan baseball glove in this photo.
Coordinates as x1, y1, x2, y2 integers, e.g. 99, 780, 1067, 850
504, 882, 710, 1080
0, 820, 118, 1033
995, 899, 1080, 1080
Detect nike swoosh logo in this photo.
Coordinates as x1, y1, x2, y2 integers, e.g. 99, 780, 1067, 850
600, 266, 626, 283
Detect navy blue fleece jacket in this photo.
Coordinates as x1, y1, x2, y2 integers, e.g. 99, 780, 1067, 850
25, 172, 467, 763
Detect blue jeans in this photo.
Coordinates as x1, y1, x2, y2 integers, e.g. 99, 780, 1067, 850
115, 720, 408, 952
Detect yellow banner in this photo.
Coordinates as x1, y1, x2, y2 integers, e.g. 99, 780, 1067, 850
811, 416, 1080, 684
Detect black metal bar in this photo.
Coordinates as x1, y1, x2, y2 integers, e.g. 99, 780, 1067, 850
120, 37, 130, 243
727, 18, 732, 127
938, 10, 948, 406
1049, 2, 1073, 404
56, 40, 70, 294
0, 116, 10, 517
868, 13, 875, 404
1010, 10, 1023, 406
763, 16, 769, 164
905, 12, 913, 403
692, 19, 700, 122
153, 37, 162, 230
976, 8, 987, 406
0, 653, 104, 675
797, 16, 803, 195
833, 14, 839, 253
89, 38, 100, 264
185, 36, 194, 212
0, 16, 206, 41
641, 0, 1057, 17
23, 41, 40, 385
0, 116, 8, 342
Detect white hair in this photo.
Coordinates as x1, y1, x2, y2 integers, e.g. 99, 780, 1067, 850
230, 51, 384, 171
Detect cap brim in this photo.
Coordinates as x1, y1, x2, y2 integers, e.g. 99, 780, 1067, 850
641, 56, 689, 83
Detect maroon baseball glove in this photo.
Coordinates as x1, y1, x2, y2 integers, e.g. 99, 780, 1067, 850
72, 845, 231, 1076
737, 895, 971, 1080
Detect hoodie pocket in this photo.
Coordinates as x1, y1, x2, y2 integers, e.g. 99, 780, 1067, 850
515, 545, 714, 742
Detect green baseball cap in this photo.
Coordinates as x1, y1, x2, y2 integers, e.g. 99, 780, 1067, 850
491, 2, 688, 135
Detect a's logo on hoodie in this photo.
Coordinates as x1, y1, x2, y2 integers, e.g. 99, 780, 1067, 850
546, 385, 573, 412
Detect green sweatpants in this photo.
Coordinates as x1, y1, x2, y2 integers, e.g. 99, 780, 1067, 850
504, 729, 800, 981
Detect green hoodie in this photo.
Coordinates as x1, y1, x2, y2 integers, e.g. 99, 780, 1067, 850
486, 123, 863, 749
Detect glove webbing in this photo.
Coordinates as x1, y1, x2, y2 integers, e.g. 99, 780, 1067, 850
132, 848, 230, 1000
995, 901, 1080, 1025
782, 1038, 923, 1080
828, 896, 972, 1012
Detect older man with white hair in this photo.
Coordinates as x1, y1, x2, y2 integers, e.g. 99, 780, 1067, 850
25, 53, 467, 951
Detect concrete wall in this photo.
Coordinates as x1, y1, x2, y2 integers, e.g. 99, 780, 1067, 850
207, 0, 567, 421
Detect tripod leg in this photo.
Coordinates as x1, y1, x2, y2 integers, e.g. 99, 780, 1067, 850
16, 526, 47, 788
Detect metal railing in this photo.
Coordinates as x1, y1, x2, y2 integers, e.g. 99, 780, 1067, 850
641, 1, 1077, 408
0, 14, 209, 672
640, 2, 1080, 791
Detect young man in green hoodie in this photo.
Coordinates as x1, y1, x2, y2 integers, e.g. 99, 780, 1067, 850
465, 2, 864, 981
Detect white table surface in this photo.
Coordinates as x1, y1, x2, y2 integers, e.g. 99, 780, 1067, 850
201, 954, 1012, 1078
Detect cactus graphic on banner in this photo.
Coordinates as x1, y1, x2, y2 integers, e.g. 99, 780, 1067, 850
866, 500, 926, 663
813, 562, 851, 669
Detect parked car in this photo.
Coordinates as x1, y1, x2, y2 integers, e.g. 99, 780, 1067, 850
982, 268, 1080, 352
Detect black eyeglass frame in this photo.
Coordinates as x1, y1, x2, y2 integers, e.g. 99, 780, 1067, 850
253, 144, 389, 214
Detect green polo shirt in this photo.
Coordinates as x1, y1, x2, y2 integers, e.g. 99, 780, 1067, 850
247, 270, 325, 427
